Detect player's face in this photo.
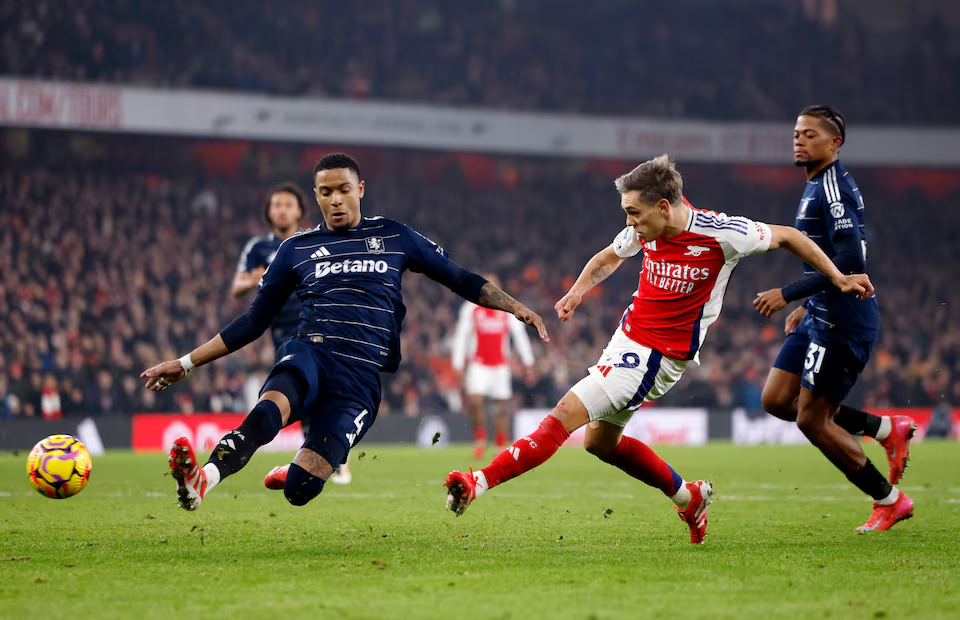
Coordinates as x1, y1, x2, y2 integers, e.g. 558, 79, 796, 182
621, 191, 667, 242
314, 168, 364, 231
793, 115, 841, 168
267, 191, 302, 231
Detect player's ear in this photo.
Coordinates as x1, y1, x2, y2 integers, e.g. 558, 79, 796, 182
314, 186, 322, 205
357, 180, 365, 199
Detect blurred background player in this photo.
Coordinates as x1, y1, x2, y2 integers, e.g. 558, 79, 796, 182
232, 182, 306, 351
451, 273, 535, 459
754, 106, 914, 532
142, 152, 549, 512
445, 154, 874, 543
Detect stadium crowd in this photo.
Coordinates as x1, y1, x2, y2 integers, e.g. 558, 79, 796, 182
1, 133, 957, 420
2, 0, 958, 125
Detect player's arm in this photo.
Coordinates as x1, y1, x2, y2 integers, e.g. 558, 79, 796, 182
450, 302, 474, 372
141, 246, 297, 391
404, 226, 549, 343
231, 266, 267, 297
557, 226, 639, 322
231, 237, 267, 297
766, 225, 872, 299
555, 244, 625, 322
755, 188, 868, 316
753, 237, 864, 316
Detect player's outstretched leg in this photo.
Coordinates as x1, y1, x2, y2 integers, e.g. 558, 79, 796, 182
877, 415, 917, 484
675, 480, 714, 544
857, 491, 914, 532
445, 412, 573, 516
168, 436, 208, 511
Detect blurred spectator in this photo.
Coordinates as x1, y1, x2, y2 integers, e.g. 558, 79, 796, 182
0, 0, 956, 124
0, 131, 958, 418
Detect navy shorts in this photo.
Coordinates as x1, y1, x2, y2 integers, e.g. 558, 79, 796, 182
264, 338, 381, 467
773, 321, 873, 403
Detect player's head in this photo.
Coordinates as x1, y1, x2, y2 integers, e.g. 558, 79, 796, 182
314, 152, 364, 231
614, 154, 683, 242
794, 105, 845, 170
264, 182, 306, 232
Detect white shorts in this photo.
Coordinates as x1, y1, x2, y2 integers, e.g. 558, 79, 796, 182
569, 329, 688, 427
465, 363, 512, 400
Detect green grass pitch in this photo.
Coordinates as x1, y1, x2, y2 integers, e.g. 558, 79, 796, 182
1, 441, 959, 619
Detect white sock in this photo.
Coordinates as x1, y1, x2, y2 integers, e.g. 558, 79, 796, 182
202, 463, 221, 493
670, 479, 692, 509
876, 486, 899, 506
874, 416, 892, 442
473, 470, 488, 498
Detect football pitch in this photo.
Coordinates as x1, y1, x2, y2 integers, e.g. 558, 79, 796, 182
1, 441, 958, 619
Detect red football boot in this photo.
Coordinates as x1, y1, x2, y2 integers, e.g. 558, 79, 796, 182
444, 469, 479, 516
675, 480, 714, 544
263, 464, 289, 490
857, 492, 914, 532
168, 436, 208, 511
878, 416, 917, 484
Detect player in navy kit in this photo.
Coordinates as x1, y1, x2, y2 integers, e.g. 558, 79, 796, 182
141, 153, 549, 511
754, 106, 914, 531
232, 182, 306, 351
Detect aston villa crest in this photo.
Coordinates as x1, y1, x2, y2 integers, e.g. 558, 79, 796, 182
365, 236, 384, 254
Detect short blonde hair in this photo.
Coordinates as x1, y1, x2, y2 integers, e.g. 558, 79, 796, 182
614, 154, 683, 205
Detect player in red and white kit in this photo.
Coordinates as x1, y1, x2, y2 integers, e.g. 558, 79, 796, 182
452, 274, 536, 459
444, 154, 873, 543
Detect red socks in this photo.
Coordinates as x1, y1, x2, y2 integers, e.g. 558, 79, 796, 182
494, 431, 508, 449
481, 416, 570, 488
599, 435, 682, 496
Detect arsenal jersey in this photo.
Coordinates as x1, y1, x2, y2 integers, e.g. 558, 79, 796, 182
612, 203, 772, 362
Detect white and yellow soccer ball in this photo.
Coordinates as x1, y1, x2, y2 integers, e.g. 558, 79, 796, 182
26, 434, 93, 499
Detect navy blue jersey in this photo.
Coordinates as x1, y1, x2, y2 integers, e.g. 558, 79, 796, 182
794, 160, 879, 341
237, 232, 300, 345
248, 216, 483, 373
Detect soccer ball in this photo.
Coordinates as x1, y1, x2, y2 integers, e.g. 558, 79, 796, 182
25, 434, 93, 499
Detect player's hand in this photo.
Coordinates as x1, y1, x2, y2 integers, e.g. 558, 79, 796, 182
753, 288, 787, 317
140, 360, 187, 391
555, 291, 583, 322
835, 273, 874, 299
784, 306, 806, 335
515, 307, 549, 343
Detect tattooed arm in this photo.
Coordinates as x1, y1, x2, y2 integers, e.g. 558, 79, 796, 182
478, 282, 549, 343
555, 245, 626, 322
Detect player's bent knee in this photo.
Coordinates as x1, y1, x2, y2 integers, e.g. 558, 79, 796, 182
583, 437, 615, 461
551, 393, 590, 432
283, 463, 325, 506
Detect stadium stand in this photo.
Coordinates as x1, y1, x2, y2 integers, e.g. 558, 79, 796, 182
1, 0, 957, 123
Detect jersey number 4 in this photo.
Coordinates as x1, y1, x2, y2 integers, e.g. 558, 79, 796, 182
345, 409, 369, 447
